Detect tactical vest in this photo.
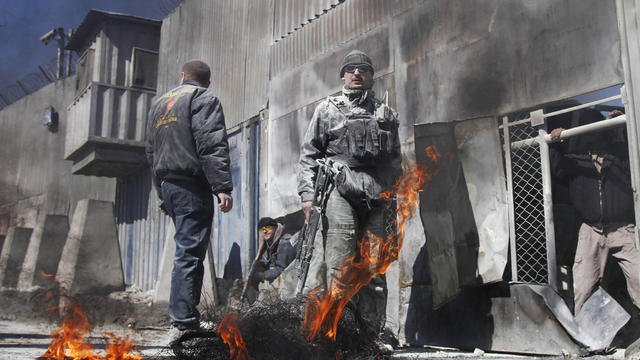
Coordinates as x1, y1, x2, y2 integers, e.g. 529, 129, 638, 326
327, 97, 398, 166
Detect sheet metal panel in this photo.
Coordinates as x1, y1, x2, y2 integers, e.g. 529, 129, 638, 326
115, 169, 169, 290
393, 0, 622, 127
211, 128, 258, 280
201, 0, 248, 129
270, 0, 419, 76
273, 0, 342, 40
244, 0, 273, 128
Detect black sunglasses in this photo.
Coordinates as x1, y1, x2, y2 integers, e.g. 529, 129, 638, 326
343, 64, 373, 74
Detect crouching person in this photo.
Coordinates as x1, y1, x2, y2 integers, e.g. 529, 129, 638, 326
243, 217, 297, 303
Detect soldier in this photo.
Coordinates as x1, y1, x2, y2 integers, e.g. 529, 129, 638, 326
297, 50, 402, 347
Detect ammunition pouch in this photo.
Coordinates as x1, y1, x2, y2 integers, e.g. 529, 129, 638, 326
334, 165, 385, 211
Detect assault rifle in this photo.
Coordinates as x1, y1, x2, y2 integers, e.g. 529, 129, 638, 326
295, 159, 337, 295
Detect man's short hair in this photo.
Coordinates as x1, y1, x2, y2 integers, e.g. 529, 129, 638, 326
258, 217, 278, 229
182, 60, 211, 86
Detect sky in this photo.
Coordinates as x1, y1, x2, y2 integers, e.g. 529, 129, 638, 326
0, 0, 180, 92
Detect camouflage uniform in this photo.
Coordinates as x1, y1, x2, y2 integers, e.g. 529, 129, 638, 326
298, 86, 402, 335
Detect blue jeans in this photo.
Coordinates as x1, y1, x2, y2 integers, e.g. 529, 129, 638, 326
161, 179, 214, 330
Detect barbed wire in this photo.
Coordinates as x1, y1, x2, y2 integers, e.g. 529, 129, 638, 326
0, 1, 181, 111
0, 52, 78, 111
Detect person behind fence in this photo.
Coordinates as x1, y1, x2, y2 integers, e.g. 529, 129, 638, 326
145, 60, 233, 343
549, 108, 640, 314
297, 50, 402, 348
245, 217, 297, 299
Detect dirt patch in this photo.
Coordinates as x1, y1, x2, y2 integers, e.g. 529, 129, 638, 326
0, 285, 170, 330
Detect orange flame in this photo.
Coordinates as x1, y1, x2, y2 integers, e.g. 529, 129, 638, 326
303, 146, 449, 341
40, 301, 141, 360
217, 313, 253, 360
40, 270, 55, 278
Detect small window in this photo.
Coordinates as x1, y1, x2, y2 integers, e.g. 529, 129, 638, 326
131, 47, 158, 90
75, 49, 94, 96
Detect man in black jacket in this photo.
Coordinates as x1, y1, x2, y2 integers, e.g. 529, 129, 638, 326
550, 109, 639, 314
146, 60, 233, 340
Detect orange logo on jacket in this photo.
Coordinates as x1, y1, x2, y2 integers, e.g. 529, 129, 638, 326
155, 97, 179, 128
153, 88, 196, 128
164, 97, 177, 115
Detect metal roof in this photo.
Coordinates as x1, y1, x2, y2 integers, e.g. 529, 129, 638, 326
66, 9, 161, 52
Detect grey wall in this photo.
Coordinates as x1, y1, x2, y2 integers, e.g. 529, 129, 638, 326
97, 21, 161, 87
0, 75, 115, 226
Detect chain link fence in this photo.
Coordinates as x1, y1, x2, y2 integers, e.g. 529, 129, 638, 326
503, 120, 549, 284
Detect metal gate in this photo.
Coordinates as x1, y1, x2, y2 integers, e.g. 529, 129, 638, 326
501, 90, 629, 290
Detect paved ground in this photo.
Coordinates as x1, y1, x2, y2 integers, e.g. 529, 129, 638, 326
0, 320, 169, 359
0, 320, 627, 360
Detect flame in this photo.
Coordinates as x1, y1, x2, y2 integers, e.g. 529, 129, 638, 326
40, 270, 55, 278
40, 301, 141, 360
303, 146, 449, 341
217, 313, 253, 360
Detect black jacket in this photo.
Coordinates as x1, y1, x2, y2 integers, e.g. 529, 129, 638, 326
550, 140, 634, 228
146, 80, 233, 198
252, 224, 298, 282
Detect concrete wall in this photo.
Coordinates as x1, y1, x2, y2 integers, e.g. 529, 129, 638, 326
0, 75, 115, 224
0, 75, 116, 291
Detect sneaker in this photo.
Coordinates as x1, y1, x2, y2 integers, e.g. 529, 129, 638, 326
199, 320, 215, 331
167, 326, 198, 346
372, 338, 393, 355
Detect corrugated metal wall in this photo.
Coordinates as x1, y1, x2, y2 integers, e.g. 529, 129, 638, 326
115, 169, 169, 290
271, 0, 421, 75
273, 0, 342, 40
157, 0, 271, 130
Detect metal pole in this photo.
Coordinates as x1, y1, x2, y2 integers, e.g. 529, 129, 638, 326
56, 28, 65, 79
616, 0, 640, 254
502, 116, 519, 281
510, 116, 627, 150
538, 130, 557, 291
65, 28, 74, 77
621, 85, 640, 250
